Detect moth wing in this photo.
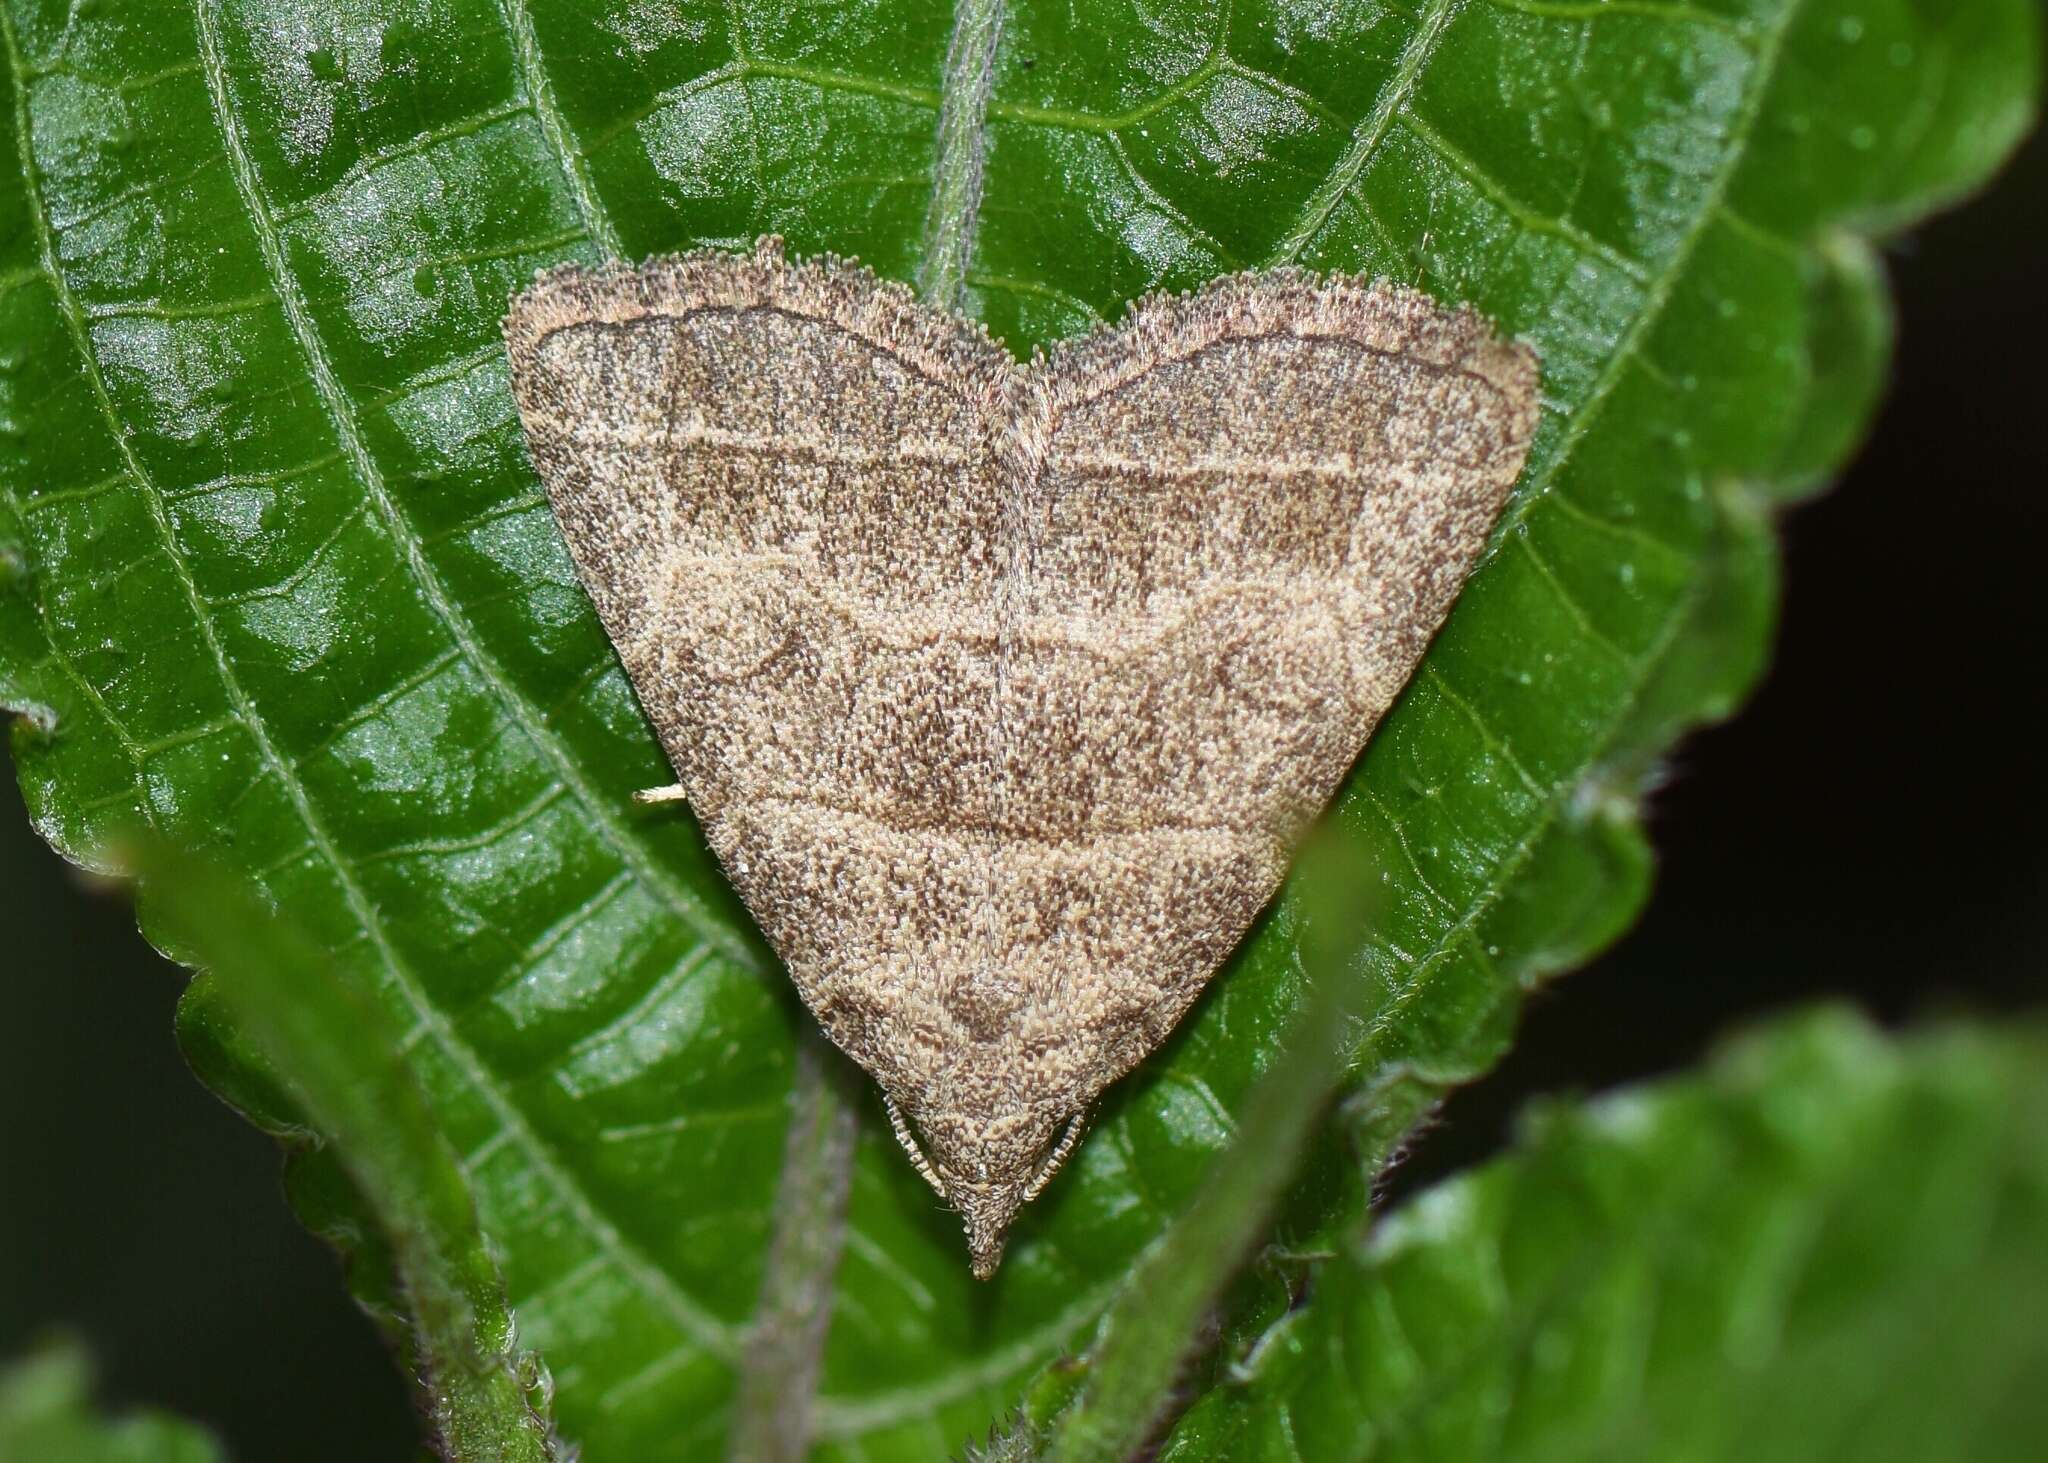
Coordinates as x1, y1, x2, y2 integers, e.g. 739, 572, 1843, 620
1003, 274, 1540, 1075
503, 244, 1015, 998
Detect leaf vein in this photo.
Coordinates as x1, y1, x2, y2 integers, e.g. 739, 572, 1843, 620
1492, 8, 1777, 541
1264, 0, 1464, 266
496, 0, 625, 259
1395, 109, 1651, 282
189, 1, 758, 976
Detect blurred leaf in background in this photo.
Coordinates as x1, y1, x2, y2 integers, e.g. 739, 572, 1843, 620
0, 1339, 221, 1463
1161, 1010, 2048, 1461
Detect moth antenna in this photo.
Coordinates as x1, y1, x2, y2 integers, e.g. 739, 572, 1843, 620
883, 1092, 946, 1196
1022, 1113, 1088, 1202
632, 783, 688, 805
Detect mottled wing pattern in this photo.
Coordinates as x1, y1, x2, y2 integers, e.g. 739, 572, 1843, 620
503, 245, 1019, 1110
1005, 275, 1540, 1096
505, 243, 1539, 1274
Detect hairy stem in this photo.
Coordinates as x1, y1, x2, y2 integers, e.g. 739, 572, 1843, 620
726, 1034, 863, 1463
917, 0, 1006, 309
144, 852, 556, 1463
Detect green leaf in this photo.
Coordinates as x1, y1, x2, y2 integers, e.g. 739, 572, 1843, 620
0, 1338, 222, 1463
1157, 1008, 2048, 1461
141, 847, 558, 1461
0, 3, 2035, 1460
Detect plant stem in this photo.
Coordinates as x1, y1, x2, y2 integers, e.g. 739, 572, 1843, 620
917, 0, 1006, 310
727, 1033, 863, 1463
144, 853, 556, 1463
1041, 860, 1380, 1463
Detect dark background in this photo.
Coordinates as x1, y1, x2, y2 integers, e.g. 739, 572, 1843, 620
3, 129, 2041, 1460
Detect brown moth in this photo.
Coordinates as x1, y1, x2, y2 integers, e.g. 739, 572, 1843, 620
503, 238, 1538, 1277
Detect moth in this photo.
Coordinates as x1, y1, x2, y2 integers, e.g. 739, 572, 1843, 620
503, 239, 1538, 1276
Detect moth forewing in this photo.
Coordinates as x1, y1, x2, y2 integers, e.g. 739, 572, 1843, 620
504, 238, 1538, 1277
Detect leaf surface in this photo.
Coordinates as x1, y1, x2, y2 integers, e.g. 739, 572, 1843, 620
1159, 1009, 2048, 1462
0, 0, 2034, 1456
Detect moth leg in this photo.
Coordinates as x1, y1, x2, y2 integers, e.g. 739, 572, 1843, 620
1022, 1112, 1089, 1202
883, 1092, 946, 1197
633, 784, 688, 805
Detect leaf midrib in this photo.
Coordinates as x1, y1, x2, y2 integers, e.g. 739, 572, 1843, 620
740, 0, 1018, 1448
